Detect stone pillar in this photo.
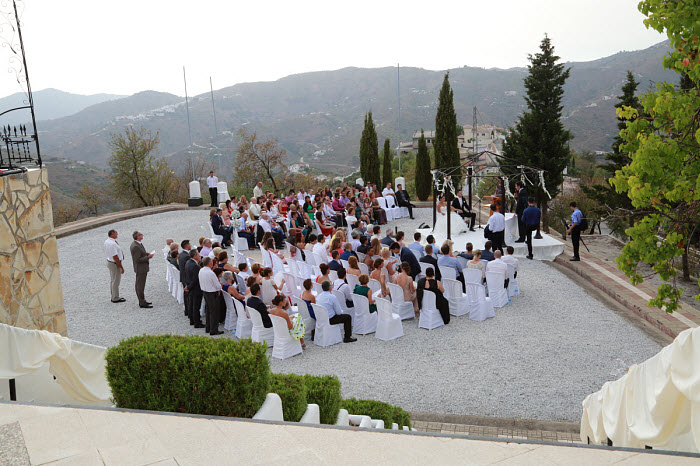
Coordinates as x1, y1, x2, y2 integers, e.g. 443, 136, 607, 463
0, 167, 66, 336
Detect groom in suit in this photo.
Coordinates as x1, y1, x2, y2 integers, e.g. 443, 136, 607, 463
451, 189, 476, 232
130, 230, 154, 308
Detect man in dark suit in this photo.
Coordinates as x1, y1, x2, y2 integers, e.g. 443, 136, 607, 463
481, 240, 495, 261
211, 208, 232, 246
328, 250, 344, 271
395, 183, 415, 219
451, 189, 476, 231
381, 229, 395, 247
390, 241, 420, 279
339, 243, 357, 261
246, 283, 272, 328
129, 230, 153, 308
178, 240, 192, 316
419, 244, 441, 281
184, 249, 205, 328
356, 236, 369, 254
514, 182, 529, 242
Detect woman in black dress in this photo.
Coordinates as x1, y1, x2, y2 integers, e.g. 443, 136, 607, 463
416, 266, 450, 324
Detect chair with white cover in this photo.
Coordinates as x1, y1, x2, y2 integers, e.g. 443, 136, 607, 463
410, 249, 422, 261
282, 272, 300, 297
313, 252, 328, 265
358, 262, 370, 275
292, 296, 315, 337
261, 248, 272, 268
438, 265, 457, 281
232, 229, 248, 251
222, 292, 238, 332
234, 299, 253, 338
311, 303, 343, 347
346, 273, 360, 290
387, 282, 415, 320
350, 294, 378, 334
506, 264, 519, 298
466, 282, 495, 321
340, 259, 349, 269
166, 264, 177, 297
269, 252, 288, 276
486, 271, 509, 308
248, 307, 275, 346
270, 315, 303, 359
418, 262, 432, 281
287, 258, 300, 278
375, 297, 403, 341
368, 278, 382, 297
217, 181, 230, 203
418, 290, 444, 330
312, 281, 324, 295
331, 289, 352, 315
464, 268, 483, 285
207, 223, 224, 244
328, 270, 338, 281
297, 261, 313, 280
443, 277, 469, 317
356, 251, 366, 262
304, 252, 316, 267
385, 195, 404, 218
311, 265, 321, 278
376, 197, 396, 221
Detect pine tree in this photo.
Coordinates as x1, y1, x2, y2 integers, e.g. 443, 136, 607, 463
581, 71, 641, 235
360, 111, 380, 186
434, 72, 461, 183
415, 129, 432, 201
382, 138, 392, 187
502, 35, 572, 231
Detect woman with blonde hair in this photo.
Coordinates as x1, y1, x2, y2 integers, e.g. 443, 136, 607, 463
329, 236, 343, 256
347, 256, 362, 277
467, 249, 486, 280
381, 247, 397, 281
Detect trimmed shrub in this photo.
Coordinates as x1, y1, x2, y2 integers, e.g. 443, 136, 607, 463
269, 373, 308, 422
303, 374, 342, 424
341, 398, 412, 429
106, 335, 270, 418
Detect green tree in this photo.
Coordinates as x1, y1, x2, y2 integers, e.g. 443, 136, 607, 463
234, 127, 287, 192
581, 71, 642, 236
415, 129, 432, 201
76, 182, 105, 216
611, 0, 700, 312
434, 73, 461, 182
359, 111, 380, 186
108, 127, 178, 208
502, 35, 572, 231
381, 138, 392, 187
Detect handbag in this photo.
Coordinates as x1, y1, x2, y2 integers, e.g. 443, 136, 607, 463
484, 225, 491, 239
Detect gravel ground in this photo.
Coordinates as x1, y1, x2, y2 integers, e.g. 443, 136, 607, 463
58, 209, 662, 422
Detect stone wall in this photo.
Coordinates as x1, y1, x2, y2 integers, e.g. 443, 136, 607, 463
0, 167, 66, 335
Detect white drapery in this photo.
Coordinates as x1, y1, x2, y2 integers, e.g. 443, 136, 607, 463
0, 323, 111, 403
580, 326, 700, 453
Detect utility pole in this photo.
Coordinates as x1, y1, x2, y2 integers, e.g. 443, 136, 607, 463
183, 66, 194, 180
397, 63, 401, 176
209, 76, 221, 174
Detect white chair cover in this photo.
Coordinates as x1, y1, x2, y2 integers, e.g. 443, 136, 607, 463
248, 306, 275, 346
418, 290, 444, 330
312, 281, 324, 295
351, 293, 378, 335
331, 290, 352, 315
439, 265, 457, 281
270, 252, 288, 277
464, 268, 483, 284
340, 259, 350, 269
233, 229, 249, 251
443, 277, 469, 317
506, 264, 519, 298
486, 271, 509, 308
368, 278, 382, 297
375, 297, 403, 341
410, 249, 421, 261
311, 304, 342, 347
328, 270, 338, 281
222, 293, 238, 332
346, 273, 360, 290
261, 248, 272, 268
208, 223, 224, 244
356, 251, 366, 262
234, 299, 253, 338
466, 282, 495, 322
217, 181, 230, 203
418, 262, 432, 281
293, 295, 316, 336
282, 272, 299, 297
305, 252, 317, 267
297, 261, 313, 280
287, 259, 300, 278
313, 252, 328, 265
270, 315, 303, 359
358, 263, 370, 275
387, 282, 415, 320
376, 197, 394, 221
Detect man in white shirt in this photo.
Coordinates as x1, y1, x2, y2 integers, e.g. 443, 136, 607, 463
198, 257, 223, 335
350, 231, 361, 251
313, 235, 327, 259
501, 246, 519, 275
382, 182, 396, 200
486, 203, 506, 254
297, 188, 306, 202
259, 213, 283, 248
486, 250, 509, 278
253, 181, 264, 199
237, 212, 255, 249
315, 280, 356, 342
207, 171, 218, 207
104, 229, 125, 303
333, 268, 354, 309
248, 198, 261, 220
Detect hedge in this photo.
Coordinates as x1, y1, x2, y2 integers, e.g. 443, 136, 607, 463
105, 335, 270, 418
303, 374, 342, 424
269, 373, 307, 422
341, 398, 412, 429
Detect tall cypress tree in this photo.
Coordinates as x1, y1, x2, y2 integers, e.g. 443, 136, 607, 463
365, 112, 380, 186
581, 71, 641, 234
359, 113, 369, 183
502, 35, 572, 231
434, 72, 461, 182
382, 138, 392, 187
415, 129, 432, 201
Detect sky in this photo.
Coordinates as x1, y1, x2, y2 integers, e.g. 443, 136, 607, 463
0, 0, 667, 99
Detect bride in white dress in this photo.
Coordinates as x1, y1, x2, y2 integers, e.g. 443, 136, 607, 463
432, 195, 469, 237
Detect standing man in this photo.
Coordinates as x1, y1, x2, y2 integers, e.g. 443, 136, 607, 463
253, 181, 264, 199
105, 229, 125, 303
184, 249, 205, 328
130, 231, 153, 308
486, 204, 506, 254
521, 197, 541, 260
198, 256, 223, 335
178, 240, 192, 315
567, 201, 583, 262
395, 184, 415, 219
390, 242, 421, 280
207, 171, 218, 207
451, 189, 476, 232
514, 182, 529, 243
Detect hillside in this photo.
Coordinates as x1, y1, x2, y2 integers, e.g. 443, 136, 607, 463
36, 41, 677, 175
0, 88, 123, 122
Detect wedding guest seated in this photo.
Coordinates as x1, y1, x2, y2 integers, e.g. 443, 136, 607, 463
347, 256, 362, 277
407, 232, 425, 257
247, 283, 272, 328
222, 271, 246, 303
417, 266, 450, 324
315, 263, 332, 284
259, 213, 284, 248
425, 235, 438, 256
369, 258, 388, 297
353, 274, 376, 313
269, 294, 305, 348
328, 250, 343, 272
357, 235, 369, 254
301, 278, 316, 319
381, 229, 395, 246
316, 280, 356, 342
481, 241, 495, 261
250, 263, 262, 284
458, 242, 474, 261
467, 250, 486, 280
333, 268, 354, 308
340, 243, 357, 261
502, 246, 519, 278
237, 212, 256, 249
200, 239, 212, 258
486, 250, 509, 281
438, 243, 465, 290
313, 234, 327, 259
419, 244, 441, 281
393, 261, 418, 315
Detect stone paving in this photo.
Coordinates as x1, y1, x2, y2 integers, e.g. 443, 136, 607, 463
411, 420, 583, 444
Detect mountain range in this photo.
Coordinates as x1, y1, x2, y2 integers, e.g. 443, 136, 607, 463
0, 88, 123, 122
8, 40, 679, 176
